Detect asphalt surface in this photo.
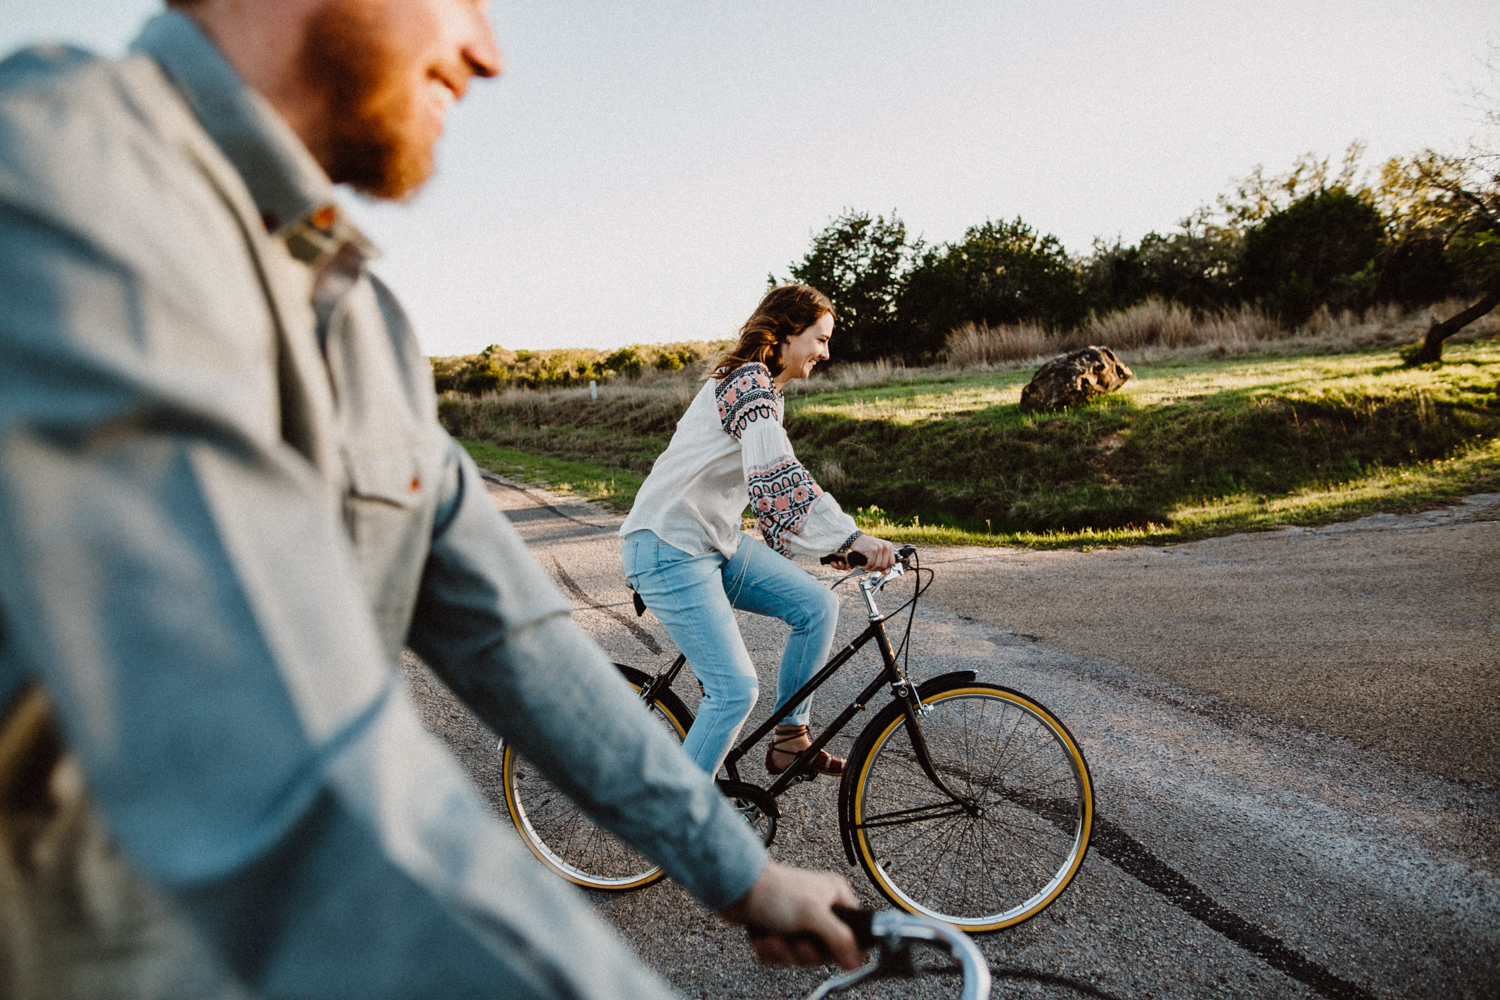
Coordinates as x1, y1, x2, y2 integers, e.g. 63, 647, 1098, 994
402, 478, 1499, 1000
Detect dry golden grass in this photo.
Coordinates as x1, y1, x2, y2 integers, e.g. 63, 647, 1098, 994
944, 322, 1057, 365
944, 298, 1500, 371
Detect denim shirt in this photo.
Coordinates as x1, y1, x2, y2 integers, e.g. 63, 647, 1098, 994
0, 13, 765, 997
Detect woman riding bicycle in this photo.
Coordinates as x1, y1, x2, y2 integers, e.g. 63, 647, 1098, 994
620, 285, 895, 778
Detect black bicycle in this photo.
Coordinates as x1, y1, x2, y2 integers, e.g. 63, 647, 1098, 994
501, 546, 1094, 931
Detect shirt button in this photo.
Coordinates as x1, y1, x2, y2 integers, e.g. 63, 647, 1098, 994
410, 477, 421, 491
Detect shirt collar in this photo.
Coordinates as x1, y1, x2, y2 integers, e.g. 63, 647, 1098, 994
131, 11, 378, 267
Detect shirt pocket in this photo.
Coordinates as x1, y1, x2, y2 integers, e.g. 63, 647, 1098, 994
341, 445, 440, 556
345, 447, 428, 509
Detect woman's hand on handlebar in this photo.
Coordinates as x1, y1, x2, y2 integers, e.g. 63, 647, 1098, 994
838, 535, 895, 573
717, 861, 867, 970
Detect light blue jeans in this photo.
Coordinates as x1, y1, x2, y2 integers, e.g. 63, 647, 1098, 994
621, 530, 841, 776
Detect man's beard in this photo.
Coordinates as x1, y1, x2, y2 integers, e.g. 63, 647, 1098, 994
300, 0, 435, 200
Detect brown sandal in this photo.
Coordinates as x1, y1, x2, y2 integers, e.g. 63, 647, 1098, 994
765, 724, 845, 777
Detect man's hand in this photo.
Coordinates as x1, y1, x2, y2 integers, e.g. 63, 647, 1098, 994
718, 861, 866, 970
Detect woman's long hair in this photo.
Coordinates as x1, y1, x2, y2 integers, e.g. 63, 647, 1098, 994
708, 284, 835, 379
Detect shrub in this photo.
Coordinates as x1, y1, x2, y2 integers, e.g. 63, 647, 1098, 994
786, 210, 912, 363
1081, 222, 1241, 315
1240, 189, 1385, 325
901, 218, 1085, 350
604, 346, 644, 379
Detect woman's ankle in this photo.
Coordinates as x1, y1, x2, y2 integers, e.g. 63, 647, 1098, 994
773, 724, 811, 751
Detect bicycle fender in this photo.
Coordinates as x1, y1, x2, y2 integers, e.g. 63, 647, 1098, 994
916, 670, 977, 697
614, 663, 650, 685
837, 762, 861, 866
835, 671, 979, 866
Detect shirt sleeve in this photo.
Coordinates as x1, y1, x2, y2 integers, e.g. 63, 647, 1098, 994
407, 443, 769, 909
716, 364, 860, 559
0, 69, 701, 997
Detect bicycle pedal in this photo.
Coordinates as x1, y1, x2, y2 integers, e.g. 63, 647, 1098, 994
792, 771, 816, 785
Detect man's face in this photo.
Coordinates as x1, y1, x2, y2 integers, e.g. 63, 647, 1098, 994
301, 0, 500, 200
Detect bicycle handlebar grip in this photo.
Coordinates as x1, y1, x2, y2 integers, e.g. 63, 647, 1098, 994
746, 906, 876, 953
832, 905, 876, 949
819, 551, 868, 566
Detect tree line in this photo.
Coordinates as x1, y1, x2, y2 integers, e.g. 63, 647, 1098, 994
430, 340, 721, 395
783, 142, 1500, 365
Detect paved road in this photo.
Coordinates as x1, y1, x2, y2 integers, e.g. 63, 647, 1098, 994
403, 479, 1499, 1000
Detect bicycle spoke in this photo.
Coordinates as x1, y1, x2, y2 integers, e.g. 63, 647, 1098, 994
504, 672, 691, 889
858, 800, 975, 827
852, 684, 1092, 928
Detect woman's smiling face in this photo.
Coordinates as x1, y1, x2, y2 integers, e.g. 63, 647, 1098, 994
777, 311, 833, 386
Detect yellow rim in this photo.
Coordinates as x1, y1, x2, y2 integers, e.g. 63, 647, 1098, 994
501, 684, 687, 890
852, 685, 1093, 931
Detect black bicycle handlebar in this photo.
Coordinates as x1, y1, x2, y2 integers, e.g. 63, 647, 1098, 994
833, 905, 876, 949
747, 905, 874, 954
820, 544, 917, 568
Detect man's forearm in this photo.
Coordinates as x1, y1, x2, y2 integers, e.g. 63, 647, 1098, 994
410, 449, 769, 908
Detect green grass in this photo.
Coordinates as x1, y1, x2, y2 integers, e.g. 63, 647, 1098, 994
442, 385, 685, 484
844, 437, 1500, 548
459, 440, 644, 511
448, 341, 1500, 548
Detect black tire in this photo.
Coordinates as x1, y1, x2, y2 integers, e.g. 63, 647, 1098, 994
501, 664, 695, 890
842, 679, 1093, 931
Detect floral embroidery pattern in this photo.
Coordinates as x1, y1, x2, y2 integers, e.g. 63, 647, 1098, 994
715, 363, 779, 440
747, 456, 824, 557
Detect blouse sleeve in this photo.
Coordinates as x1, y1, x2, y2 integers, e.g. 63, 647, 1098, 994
715, 364, 861, 559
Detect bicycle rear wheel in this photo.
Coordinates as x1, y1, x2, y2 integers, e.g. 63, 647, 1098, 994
502, 664, 695, 890
844, 679, 1093, 931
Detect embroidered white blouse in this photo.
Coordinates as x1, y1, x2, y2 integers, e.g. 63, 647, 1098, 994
620, 363, 861, 560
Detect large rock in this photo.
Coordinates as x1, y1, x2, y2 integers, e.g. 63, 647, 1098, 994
1020, 346, 1133, 413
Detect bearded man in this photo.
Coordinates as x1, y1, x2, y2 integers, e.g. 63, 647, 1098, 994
0, 2, 863, 997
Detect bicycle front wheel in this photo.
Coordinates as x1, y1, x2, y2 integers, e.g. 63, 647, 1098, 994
502, 664, 695, 890
845, 679, 1093, 931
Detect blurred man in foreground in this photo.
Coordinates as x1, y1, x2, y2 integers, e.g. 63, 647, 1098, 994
0, 1, 862, 996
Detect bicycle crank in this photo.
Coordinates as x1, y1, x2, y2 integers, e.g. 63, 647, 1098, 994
716, 780, 780, 848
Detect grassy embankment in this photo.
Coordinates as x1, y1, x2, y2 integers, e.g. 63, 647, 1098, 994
442, 340, 1500, 549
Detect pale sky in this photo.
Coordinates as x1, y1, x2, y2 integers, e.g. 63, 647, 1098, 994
2, 1, 1494, 355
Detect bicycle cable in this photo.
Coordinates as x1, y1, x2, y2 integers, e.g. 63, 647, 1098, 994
826, 550, 934, 684
883, 553, 933, 685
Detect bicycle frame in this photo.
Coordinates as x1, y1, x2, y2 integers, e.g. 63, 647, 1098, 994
639, 560, 976, 810
506, 545, 1093, 930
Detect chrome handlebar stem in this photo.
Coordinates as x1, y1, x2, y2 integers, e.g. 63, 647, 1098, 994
856, 561, 905, 619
